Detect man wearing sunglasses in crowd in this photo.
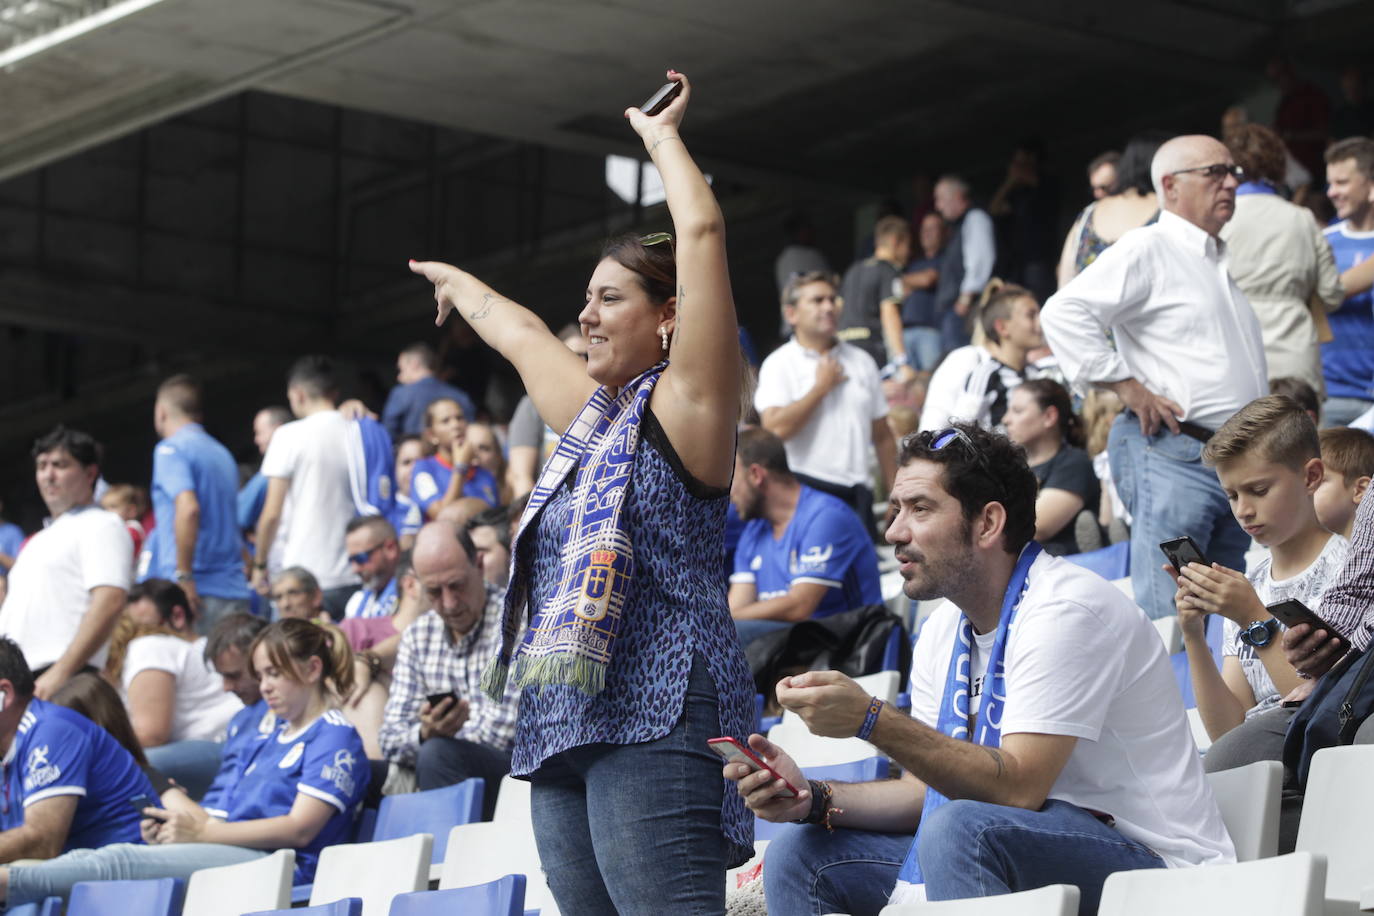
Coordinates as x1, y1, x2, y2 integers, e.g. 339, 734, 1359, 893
725, 424, 1233, 915
1041, 134, 1268, 622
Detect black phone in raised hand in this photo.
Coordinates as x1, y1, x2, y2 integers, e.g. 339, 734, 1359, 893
639, 81, 682, 116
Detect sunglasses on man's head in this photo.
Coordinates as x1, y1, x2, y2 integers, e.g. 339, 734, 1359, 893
922, 427, 1006, 504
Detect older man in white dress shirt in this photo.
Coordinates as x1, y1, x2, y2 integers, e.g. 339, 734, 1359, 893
1041, 135, 1268, 620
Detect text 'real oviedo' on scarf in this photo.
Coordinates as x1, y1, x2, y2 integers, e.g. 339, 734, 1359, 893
482, 361, 666, 700
892, 542, 1042, 901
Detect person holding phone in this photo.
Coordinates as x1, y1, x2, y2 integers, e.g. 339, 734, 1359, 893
1170, 397, 1347, 772
1, 619, 369, 908
410, 69, 754, 913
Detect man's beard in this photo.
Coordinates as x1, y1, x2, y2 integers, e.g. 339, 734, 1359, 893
897, 518, 977, 602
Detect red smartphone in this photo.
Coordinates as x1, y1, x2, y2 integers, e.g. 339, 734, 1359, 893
707, 737, 799, 798
639, 81, 682, 116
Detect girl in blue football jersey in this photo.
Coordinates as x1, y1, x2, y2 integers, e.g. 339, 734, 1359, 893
410, 397, 501, 517
1, 619, 369, 907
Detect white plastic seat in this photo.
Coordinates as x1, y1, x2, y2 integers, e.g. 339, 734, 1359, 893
1187, 707, 1212, 752
1296, 745, 1374, 911
1098, 851, 1325, 915
878, 883, 1078, 914
767, 720, 879, 767
184, 849, 294, 916
1206, 760, 1281, 861
781, 671, 901, 729
882, 570, 907, 616
493, 774, 531, 824
310, 833, 432, 916
725, 839, 769, 894
440, 821, 558, 916
1152, 615, 1182, 654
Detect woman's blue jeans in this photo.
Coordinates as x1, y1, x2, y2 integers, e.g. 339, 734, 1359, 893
529, 657, 732, 916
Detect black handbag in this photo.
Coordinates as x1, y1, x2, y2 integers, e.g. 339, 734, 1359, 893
1281, 645, 1374, 789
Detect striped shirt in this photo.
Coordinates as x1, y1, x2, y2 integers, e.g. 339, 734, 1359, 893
378, 584, 519, 767
1316, 494, 1374, 654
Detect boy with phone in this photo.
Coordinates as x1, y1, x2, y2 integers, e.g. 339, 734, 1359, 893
1313, 427, 1374, 539
1171, 396, 1349, 757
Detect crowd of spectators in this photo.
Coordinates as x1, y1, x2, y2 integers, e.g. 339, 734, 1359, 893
5, 66, 1374, 914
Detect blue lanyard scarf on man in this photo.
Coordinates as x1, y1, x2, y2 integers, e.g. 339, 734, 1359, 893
896, 542, 1042, 889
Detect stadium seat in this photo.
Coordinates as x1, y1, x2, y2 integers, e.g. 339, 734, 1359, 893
1206, 760, 1281, 862
882, 569, 908, 618
67, 877, 184, 916
373, 778, 485, 864
1063, 542, 1130, 580
1296, 745, 1374, 910
1186, 708, 1211, 753
245, 900, 363, 916
725, 839, 769, 896
183, 848, 295, 916
878, 883, 1078, 914
310, 834, 433, 916
1097, 851, 1325, 915
767, 719, 877, 767
6, 897, 61, 916
388, 875, 526, 916
354, 806, 379, 843
439, 822, 557, 915
493, 774, 532, 824
1152, 615, 1182, 654
755, 757, 890, 842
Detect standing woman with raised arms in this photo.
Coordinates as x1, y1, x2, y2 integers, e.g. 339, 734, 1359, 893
411, 70, 753, 913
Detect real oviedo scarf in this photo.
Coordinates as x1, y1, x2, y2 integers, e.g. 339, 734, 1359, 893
893, 542, 1042, 898
482, 361, 665, 700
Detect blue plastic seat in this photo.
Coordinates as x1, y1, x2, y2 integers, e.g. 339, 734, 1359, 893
245, 898, 362, 916
6, 897, 61, 916
389, 875, 526, 916
373, 778, 485, 863
67, 878, 184, 916
1063, 542, 1130, 581
755, 757, 889, 841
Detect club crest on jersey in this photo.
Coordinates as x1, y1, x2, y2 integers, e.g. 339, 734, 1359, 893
321, 748, 357, 797
576, 549, 617, 621
24, 745, 61, 790
278, 742, 305, 769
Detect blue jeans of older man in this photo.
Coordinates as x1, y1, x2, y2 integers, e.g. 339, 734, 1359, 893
1107, 413, 1250, 620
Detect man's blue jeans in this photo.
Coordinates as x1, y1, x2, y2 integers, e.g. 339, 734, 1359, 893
1107, 413, 1249, 620
764, 799, 1164, 916
7, 843, 267, 907
903, 326, 944, 372
529, 657, 732, 915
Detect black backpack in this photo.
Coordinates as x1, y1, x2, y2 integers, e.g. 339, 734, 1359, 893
744, 603, 910, 703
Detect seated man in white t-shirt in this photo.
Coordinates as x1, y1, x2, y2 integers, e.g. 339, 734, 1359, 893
725, 423, 1234, 916
118, 578, 243, 799
0, 426, 131, 700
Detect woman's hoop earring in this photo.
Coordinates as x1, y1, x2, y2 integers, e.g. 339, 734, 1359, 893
660, 327, 670, 351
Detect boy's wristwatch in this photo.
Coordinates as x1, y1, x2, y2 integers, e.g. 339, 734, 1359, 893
1238, 617, 1280, 648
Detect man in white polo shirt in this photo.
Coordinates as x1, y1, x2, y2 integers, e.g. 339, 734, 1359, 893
756, 271, 896, 538
1042, 134, 1267, 620
0, 427, 131, 698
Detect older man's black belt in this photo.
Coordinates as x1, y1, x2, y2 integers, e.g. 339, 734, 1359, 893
1125, 410, 1214, 444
